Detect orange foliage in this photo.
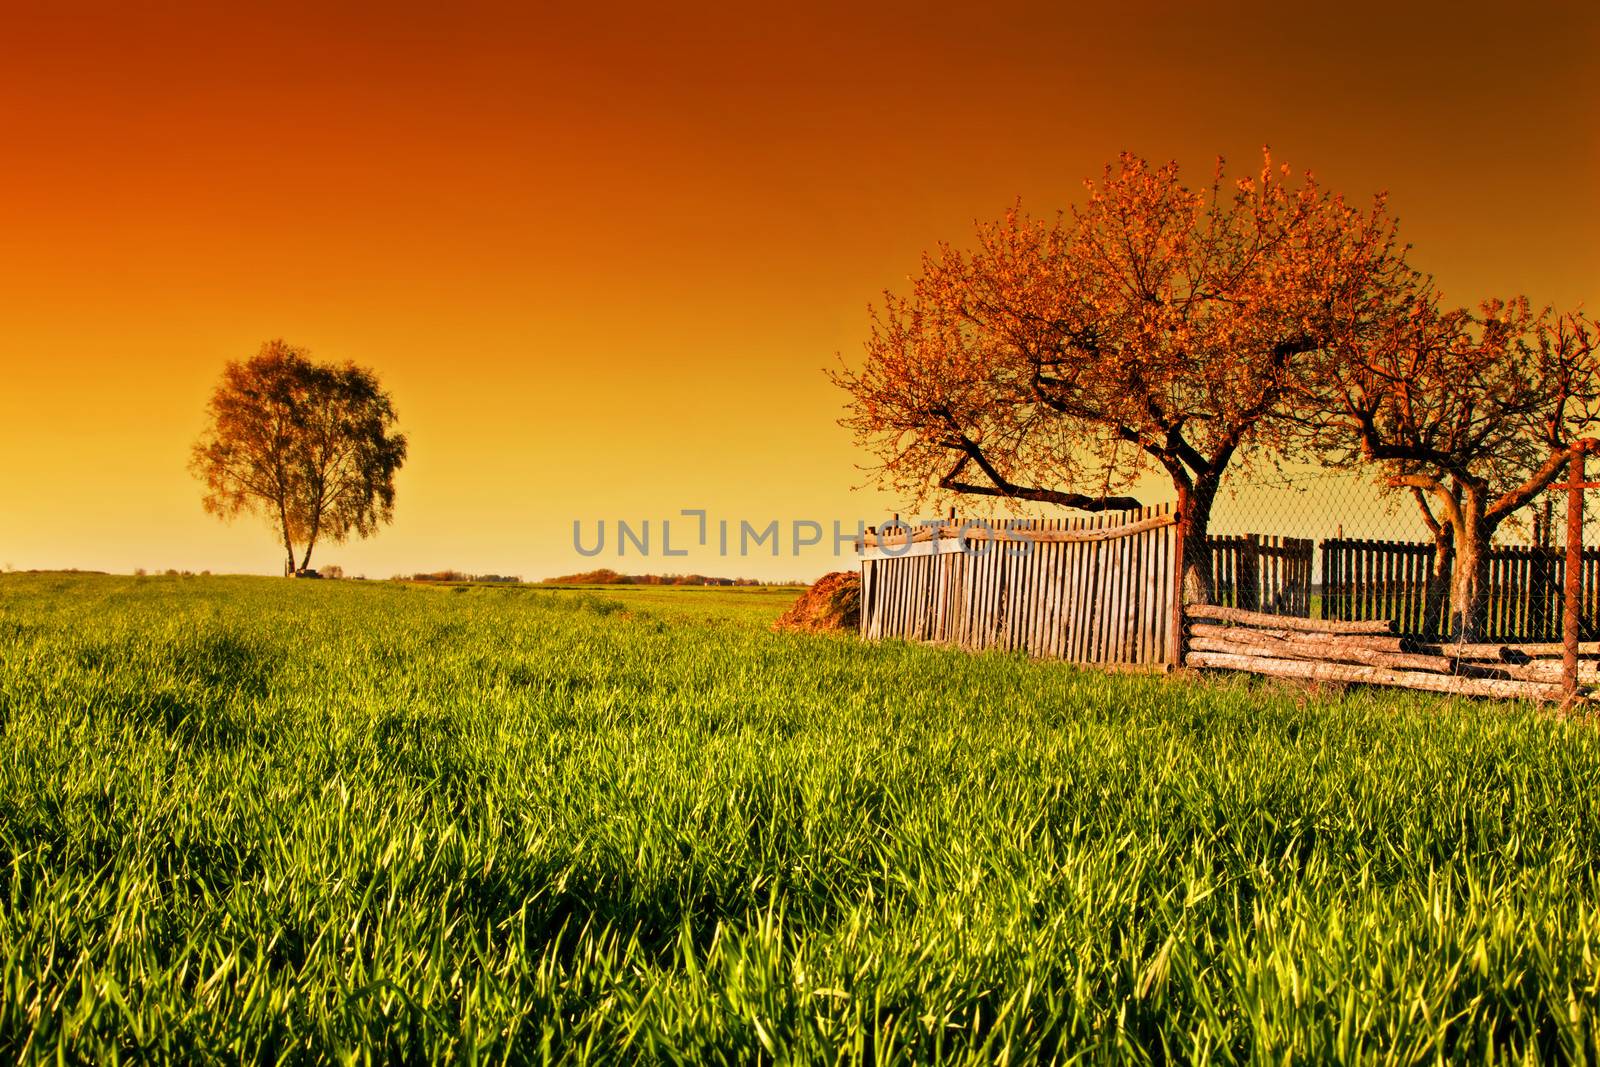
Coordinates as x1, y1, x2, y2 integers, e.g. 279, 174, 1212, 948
1298, 292, 1600, 637
191, 341, 408, 575
836, 150, 1412, 596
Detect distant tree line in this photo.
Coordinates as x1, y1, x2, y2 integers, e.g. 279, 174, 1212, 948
545, 568, 768, 586
399, 571, 523, 584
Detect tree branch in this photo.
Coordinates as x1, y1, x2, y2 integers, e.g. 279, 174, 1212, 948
938, 453, 1142, 512
1486, 438, 1600, 521
1389, 473, 1464, 531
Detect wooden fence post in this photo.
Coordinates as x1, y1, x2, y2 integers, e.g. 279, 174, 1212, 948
1565, 452, 1584, 702
1238, 535, 1260, 612
1170, 508, 1187, 668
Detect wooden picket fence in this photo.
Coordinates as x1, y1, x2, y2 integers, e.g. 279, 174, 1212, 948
856, 513, 1600, 694
1321, 539, 1439, 636
1207, 535, 1314, 617
1322, 538, 1600, 642
856, 504, 1179, 666
1484, 545, 1583, 643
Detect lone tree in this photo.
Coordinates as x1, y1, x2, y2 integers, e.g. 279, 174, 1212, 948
836, 152, 1411, 599
1296, 293, 1599, 640
191, 341, 408, 575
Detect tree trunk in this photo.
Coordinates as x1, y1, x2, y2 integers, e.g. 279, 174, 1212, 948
1420, 528, 1454, 640
1448, 511, 1494, 642
1178, 477, 1220, 605
298, 502, 324, 575
279, 500, 296, 577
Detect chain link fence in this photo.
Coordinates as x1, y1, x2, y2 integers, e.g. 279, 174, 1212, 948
1202, 462, 1598, 644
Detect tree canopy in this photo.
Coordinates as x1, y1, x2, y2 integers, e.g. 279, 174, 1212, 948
1293, 292, 1599, 638
836, 151, 1412, 597
191, 341, 408, 575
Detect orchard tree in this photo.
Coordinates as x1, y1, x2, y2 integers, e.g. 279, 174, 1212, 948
1296, 294, 1599, 640
191, 340, 408, 575
836, 151, 1411, 599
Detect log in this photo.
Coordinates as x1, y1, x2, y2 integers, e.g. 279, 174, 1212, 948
1185, 635, 1463, 676
1512, 642, 1600, 658
1186, 622, 1407, 654
1414, 643, 1522, 662
1190, 629, 1568, 682
1489, 659, 1600, 684
1184, 650, 1567, 702
1189, 632, 1538, 684
1408, 643, 1600, 664
1184, 603, 1395, 634
1423, 641, 1600, 660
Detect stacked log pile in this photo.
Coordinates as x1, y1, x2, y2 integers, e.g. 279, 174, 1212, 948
1183, 604, 1584, 702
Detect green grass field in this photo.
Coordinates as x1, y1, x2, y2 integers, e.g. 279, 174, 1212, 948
4, 574, 1600, 1062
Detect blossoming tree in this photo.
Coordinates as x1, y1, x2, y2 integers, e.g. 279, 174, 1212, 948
836, 151, 1411, 600
1296, 294, 1599, 640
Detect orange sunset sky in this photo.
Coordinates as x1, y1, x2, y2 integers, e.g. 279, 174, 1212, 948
2, 1, 1597, 580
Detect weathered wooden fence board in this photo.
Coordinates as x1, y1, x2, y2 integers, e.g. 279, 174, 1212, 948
856, 508, 1596, 701
857, 504, 1179, 666
1206, 535, 1313, 617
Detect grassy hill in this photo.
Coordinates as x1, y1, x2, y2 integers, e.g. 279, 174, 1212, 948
2, 573, 1599, 1060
